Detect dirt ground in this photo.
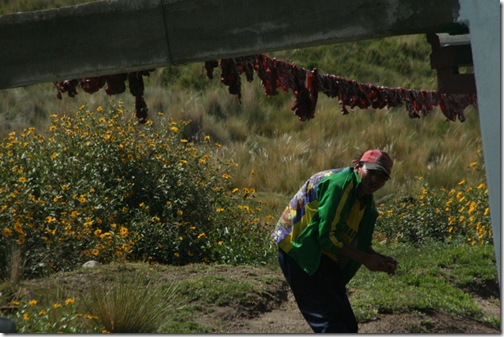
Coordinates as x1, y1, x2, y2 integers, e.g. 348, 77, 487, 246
206, 290, 501, 334
188, 266, 501, 334
223, 291, 501, 334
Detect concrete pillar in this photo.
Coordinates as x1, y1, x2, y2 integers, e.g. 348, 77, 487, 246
457, 0, 501, 282
0, 317, 16, 333
458, 0, 502, 282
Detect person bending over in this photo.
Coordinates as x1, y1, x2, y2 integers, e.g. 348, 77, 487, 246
272, 149, 398, 333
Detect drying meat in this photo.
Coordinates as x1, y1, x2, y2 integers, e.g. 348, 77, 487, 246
54, 54, 477, 124
54, 70, 153, 123
204, 54, 477, 122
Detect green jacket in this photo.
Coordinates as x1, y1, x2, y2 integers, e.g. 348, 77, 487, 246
274, 167, 378, 284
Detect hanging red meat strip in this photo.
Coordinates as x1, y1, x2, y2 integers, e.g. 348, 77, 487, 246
54, 53, 477, 123
224, 53, 476, 122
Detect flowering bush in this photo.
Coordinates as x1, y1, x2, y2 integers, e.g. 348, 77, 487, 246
376, 176, 492, 246
0, 103, 273, 278
9, 296, 100, 333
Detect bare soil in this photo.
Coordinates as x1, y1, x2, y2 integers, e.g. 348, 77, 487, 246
186, 266, 501, 334
221, 292, 501, 333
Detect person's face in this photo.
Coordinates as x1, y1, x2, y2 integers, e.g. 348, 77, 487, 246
357, 164, 388, 196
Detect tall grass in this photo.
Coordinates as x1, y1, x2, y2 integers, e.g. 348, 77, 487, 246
82, 274, 181, 333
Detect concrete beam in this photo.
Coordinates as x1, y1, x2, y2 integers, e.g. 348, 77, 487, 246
0, 0, 466, 89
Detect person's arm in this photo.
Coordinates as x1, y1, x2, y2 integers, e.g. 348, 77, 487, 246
340, 243, 398, 275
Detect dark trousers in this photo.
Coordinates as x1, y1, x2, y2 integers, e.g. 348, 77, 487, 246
278, 249, 358, 333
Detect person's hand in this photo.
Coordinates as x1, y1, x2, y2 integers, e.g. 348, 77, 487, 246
364, 252, 398, 275
378, 254, 398, 275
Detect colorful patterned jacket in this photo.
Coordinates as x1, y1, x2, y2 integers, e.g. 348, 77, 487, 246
271, 167, 379, 284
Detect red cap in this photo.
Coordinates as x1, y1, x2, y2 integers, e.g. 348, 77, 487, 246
354, 149, 393, 179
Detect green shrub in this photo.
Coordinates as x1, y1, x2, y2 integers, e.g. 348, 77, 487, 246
10, 294, 98, 333
0, 103, 274, 278
375, 175, 492, 246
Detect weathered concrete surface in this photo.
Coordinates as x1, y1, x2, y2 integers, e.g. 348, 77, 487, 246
0, 0, 466, 89
458, 0, 501, 283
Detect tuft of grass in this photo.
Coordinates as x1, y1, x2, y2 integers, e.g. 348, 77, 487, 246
1, 242, 24, 284
82, 274, 181, 333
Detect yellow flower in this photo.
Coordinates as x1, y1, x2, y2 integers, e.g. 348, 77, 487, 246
468, 202, 477, 214
177, 210, 183, 216
96, 106, 103, 111
197, 232, 207, 239
457, 178, 466, 185
222, 173, 230, 179
119, 226, 129, 238
13, 222, 23, 233
45, 216, 56, 223
23, 313, 30, 320
170, 126, 179, 132
65, 298, 75, 305
39, 310, 47, 316
91, 249, 99, 256
216, 208, 225, 213
18, 177, 27, 183
29, 299, 38, 306
94, 229, 102, 236
2, 228, 12, 237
